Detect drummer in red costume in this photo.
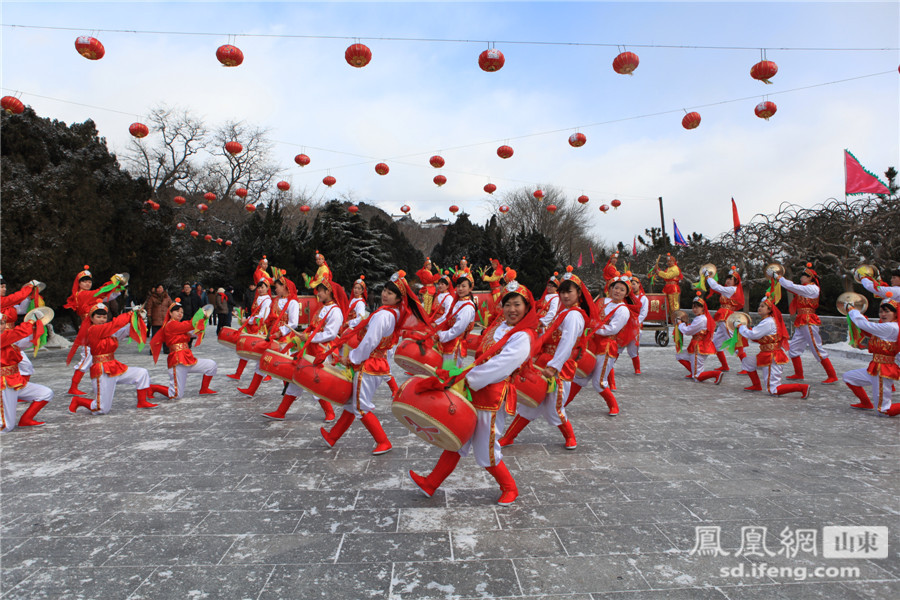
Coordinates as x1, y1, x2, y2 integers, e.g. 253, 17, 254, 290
150, 299, 218, 400
675, 293, 725, 384
738, 294, 810, 398
347, 276, 368, 329
252, 256, 269, 291
63, 266, 125, 396
227, 271, 273, 381
2, 307, 54, 431
0, 275, 46, 385
416, 257, 440, 314
842, 293, 900, 416
772, 263, 839, 384
705, 265, 749, 371
431, 273, 454, 323
409, 278, 536, 505
537, 272, 560, 332
436, 269, 477, 368
624, 276, 649, 374
262, 274, 347, 422
500, 266, 595, 449
322, 270, 429, 455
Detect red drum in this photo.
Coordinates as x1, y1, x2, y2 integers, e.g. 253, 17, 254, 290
465, 331, 483, 357
235, 333, 271, 360
394, 339, 442, 376
513, 364, 550, 408
574, 347, 597, 379
217, 326, 241, 350
292, 356, 353, 405
391, 375, 477, 452
259, 349, 295, 382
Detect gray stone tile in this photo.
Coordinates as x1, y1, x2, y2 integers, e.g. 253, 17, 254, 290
515, 555, 649, 594
169, 490, 269, 511
2, 535, 132, 568
195, 510, 304, 535
699, 478, 800, 498
129, 564, 276, 599
211, 460, 296, 475
259, 563, 391, 599
617, 480, 712, 500
103, 534, 237, 566
767, 493, 892, 520
2, 512, 115, 538
593, 590, 729, 600
497, 503, 601, 530
221, 532, 341, 564
295, 508, 399, 534
356, 488, 450, 510
531, 483, 628, 505
398, 506, 499, 533
391, 559, 519, 599
338, 531, 451, 563
1, 566, 153, 600
93, 511, 209, 536
234, 472, 323, 491
587, 499, 700, 525
263, 489, 358, 511
678, 497, 795, 522
559, 524, 680, 555
452, 527, 567, 559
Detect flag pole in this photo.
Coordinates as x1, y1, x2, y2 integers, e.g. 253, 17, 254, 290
658, 197, 667, 249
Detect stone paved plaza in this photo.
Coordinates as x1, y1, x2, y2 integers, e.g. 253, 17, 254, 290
1, 332, 898, 599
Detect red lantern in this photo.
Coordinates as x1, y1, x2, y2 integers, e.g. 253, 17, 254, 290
198, 203, 209, 213
612, 51, 640, 75
245, 204, 256, 213
204, 192, 216, 202
750, 60, 778, 84
533, 190, 544, 199
204, 234, 213, 242
1, 96, 25, 115
546, 204, 558, 214
484, 183, 497, 194
497, 145, 514, 159
295, 154, 310, 167
434, 175, 447, 187
323, 176, 336, 187
348, 205, 359, 214
478, 48, 505, 72
216, 238, 223, 245
611, 199, 622, 209
754, 101, 777, 120
345, 43, 372, 68
600, 204, 610, 213
568, 132, 587, 148
400, 205, 411, 214
577, 195, 589, 204
429, 155, 445, 168
277, 181, 290, 191
75, 36, 105, 60
375, 162, 390, 175
682, 112, 701, 130
190, 230, 199, 237
300, 205, 311, 213
176, 222, 186, 230
225, 141, 243, 155
144, 200, 160, 211
499, 205, 510, 214
172, 196, 186, 205
449, 205, 460, 214
225, 240, 233, 247
235, 188, 248, 198
129, 123, 149, 138
216, 44, 244, 67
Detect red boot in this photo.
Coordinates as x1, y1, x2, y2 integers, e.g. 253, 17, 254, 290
600, 388, 619, 416
715, 351, 730, 371
149, 384, 170, 399
678, 359, 693, 377
558, 420, 577, 450
321, 410, 356, 448
498, 414, 531, 447
136, 388, 159, 409
821, 358, 839, 385
67, 370, 87, 395
68, 396, 94, 414
319, 399, 336, 422
737, 348, 749, 374
776, 383, 810, 399
237, 373, 264, 397
696, 371, 724, 385
409, 450, 461, 497
786, 356, 804, 380
846, 384, 874, 410
632, 356, 641, 375
744, 371, 763, 391
563, 383, 582, 407
485, 461, 518, 506
387, 376, 399, 396
608, 368, 617, 391
18, 400, 49, 427
198, 375, 217, 395
884, 404, 900, 417
262, 395, 296, 420
360, 412, 392, 455
226, 359, 247, 380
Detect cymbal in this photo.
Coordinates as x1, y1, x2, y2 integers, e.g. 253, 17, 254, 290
837, 292, 868, 315
24, 307, 54, 325
726, 311, 751, 334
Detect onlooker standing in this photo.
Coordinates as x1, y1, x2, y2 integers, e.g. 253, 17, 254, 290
144, 284, 173, 353
213, 287, 232, 334
242, 283, 257, 311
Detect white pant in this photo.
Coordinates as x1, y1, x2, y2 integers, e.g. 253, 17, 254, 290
712, 322, 730, 351
74, 345, 92, 372
517, 380, 568, 426
284, 381, 326, 405
91, 367, 150, 414
625, 341, 639, 359
341, 372, 389, 416
788, 324, 828, 361
573, 353, 616, 393
251, 359, 264, 376
168, 359, 217, 399
458, 405, 507, 467
843, 368, 894, 412
676, 351, 707, 378
19, 354, 34, 377
2, 382, 54, 433
741, 355, 784, 395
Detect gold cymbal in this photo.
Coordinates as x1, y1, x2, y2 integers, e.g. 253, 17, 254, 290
725, 311, 751, 334
837, 292, 868, 315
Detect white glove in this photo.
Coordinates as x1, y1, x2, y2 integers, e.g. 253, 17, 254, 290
29, 279, 42, 287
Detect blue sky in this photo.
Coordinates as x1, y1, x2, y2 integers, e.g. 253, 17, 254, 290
2, 2, 898, 247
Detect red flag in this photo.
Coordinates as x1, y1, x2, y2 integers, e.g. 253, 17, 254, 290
589, 247, 595, 264
731, 197, 741, 233
577, 253, 583, 267
632, 236, 637, 256
845, 150, 890, 195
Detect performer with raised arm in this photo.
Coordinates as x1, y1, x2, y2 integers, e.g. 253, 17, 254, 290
499, 265, 595, 449
239, 269, 297, 397
409, 278, 536, 505
772, 263, 839, 384
858, 266, 900, 301
737, 294, 810, 398
227, 271, 273, 381
842, 293, 900, 416
624, 276, 649, 374
537, 272, 560, 332
150, 299, 218, 399
304, 250, 332, 291
436, 270, 477, 368
705, 265, 748, 371
654, 253, 682, 323
675, 293, 725, 384
416, 257, 440, 314
481, 258, 505, 319
1, 307, 54, 431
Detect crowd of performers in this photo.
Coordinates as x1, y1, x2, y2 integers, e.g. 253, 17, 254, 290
2, 252, 899, 506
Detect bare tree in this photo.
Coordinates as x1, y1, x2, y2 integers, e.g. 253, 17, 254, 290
205, 121, 281, 205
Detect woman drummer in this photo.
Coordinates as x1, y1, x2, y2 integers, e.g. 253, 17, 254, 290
842, 293, 899, 416
499, 266, 595, 449
623, 276, 650, 374
150, 299, 218, 399
347, 276, 368, 329
431, 273, 454, 323
435, 269, 477, 368
322, 271, 429, 455
537, 272, 560, 332
263, 276, 348, 422
737, 293, 810, 398
227, 272, 273, 381
675, 292, 725, 385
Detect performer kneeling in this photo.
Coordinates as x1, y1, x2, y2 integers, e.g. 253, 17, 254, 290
2, 308, 53, 431
409, 279, 536, 505
738, 294, 810, 398
843, 293, 900, 416
675, 293, 725, 384
150, 299, 217, 399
